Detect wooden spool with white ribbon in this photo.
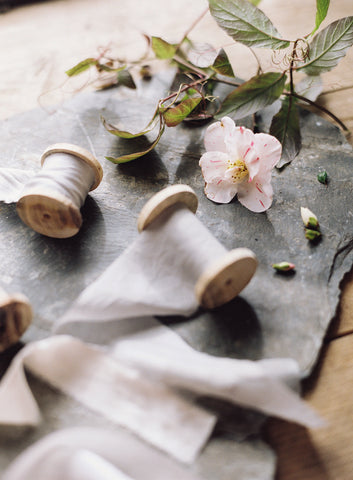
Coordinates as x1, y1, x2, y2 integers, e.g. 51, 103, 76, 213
16, 143, 103, 238
0, 286, 32, 352
137, 184, 258, 309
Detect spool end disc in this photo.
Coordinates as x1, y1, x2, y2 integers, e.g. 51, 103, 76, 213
17, 191, 82, 238
0, 293, 32, 352
137, 184, 198, 232
195, 248, 258, 309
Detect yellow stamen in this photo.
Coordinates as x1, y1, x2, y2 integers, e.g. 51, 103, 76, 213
227, 159, 248, 183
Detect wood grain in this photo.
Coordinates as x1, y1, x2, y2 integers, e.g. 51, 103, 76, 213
264, 334, 353, 480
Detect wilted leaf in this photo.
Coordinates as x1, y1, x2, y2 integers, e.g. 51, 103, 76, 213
216, 72, 286, 119
299, 16, 353, 75
117, 69, 136, 89
312, 0, 330, 35
270, 96, 301, 168
101, 115, 159, 139
151, 36, 177, 59
162, 96, 202, 127
208, 0, 290, 49
295, 75, 323, 102
105, 122, 165, 164
66, 58, 97, 76
212, 48, 235, 76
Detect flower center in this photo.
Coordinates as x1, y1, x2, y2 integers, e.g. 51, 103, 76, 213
227, 159, 249, 183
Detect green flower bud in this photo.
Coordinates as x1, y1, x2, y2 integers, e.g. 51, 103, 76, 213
317, 171, 328, 184
301, 207, 319, 229
305, 229, 321, 241
272, 262, 296, 272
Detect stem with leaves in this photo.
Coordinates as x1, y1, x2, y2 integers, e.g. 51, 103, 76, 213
65, 0, 353, 165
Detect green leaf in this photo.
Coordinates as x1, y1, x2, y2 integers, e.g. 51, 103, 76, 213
216, 72, 286, 119
187, 42, 218, 67
151, 36, 177, 59
65, 58, 97, 76
270, 96, 301, 168
162, 96, 202, 127
299, 16, 353, 75
312, 0, 330, 35
212, 48, 235, 76
97, 63, 126, 73
295, 75, 323, 102
249, 0, 262, 5
208, 0, 290, 49
101, 116, 158, 139
117, 69, 136, 89
105, 122, 165, 164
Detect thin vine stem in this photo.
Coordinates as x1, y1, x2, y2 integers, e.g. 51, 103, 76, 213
284, 91, 349, 132
175, 6, 209, 53
160, 77, 207, 105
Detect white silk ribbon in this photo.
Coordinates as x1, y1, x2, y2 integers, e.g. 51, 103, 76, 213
0, 190, 324, 465
0, 335, 216, 464
0, 168, 34, 203
2, 427, 203, 480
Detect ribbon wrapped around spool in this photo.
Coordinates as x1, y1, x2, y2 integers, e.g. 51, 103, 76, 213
14, 143, 103, 238
137, 184, 258, 309
0, 286, 32, 352
57, 184, 258, 331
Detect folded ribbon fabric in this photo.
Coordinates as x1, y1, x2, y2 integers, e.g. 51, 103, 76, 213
2, 427, 203, 480
0, 335, 216, 464
0, 186, 324, 465
0, 168, 34, 204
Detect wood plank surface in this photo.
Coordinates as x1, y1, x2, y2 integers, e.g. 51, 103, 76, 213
0, 0, 352, 478
265, 334, 353, 479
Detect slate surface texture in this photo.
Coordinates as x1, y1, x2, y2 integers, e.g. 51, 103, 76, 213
0, 72, 352, 479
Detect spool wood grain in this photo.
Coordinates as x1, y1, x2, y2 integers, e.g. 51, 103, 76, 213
195, 248, 258, 309
0, 287, 32, 352
137, 184, 198, 233
17, 189, 83, 239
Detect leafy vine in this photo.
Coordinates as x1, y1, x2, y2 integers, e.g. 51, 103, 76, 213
66, 0, 353, 167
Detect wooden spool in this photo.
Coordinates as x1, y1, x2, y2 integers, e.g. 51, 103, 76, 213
16, 143, 103, 239
137, 184, 258, 309
0, 287, 32, 352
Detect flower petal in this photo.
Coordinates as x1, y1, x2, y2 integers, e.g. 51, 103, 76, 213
225, 126, 261, 179
253, 133, 282, 170
199, 151, 228, 182
237, 178, 273, 212
204, 116, 235, 153
204, 177, 238, 204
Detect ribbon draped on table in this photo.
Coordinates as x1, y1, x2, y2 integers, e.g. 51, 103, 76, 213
0, 179, 324, 472
3, 427, 203, 480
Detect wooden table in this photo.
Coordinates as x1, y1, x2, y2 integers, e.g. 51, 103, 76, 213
0, 0, 352, 478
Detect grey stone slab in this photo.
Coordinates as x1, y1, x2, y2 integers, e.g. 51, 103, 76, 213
0, 72, 352, 478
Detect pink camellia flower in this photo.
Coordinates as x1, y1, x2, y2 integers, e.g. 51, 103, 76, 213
199, 116, 282, 212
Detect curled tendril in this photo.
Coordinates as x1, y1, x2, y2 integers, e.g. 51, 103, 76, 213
292, 38, 310, 63
271, 49, 286, 66
271, 38, 310, 69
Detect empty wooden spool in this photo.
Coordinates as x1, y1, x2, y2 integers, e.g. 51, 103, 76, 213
137, 184, 258, 309
16, 143, 103, 238
0, 286, 32, 352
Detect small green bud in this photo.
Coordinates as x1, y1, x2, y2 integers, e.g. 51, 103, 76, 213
317, 171, 328, 184
272, 262, 296, 272
301, 207, 319, 229
305, 229, 321, 241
